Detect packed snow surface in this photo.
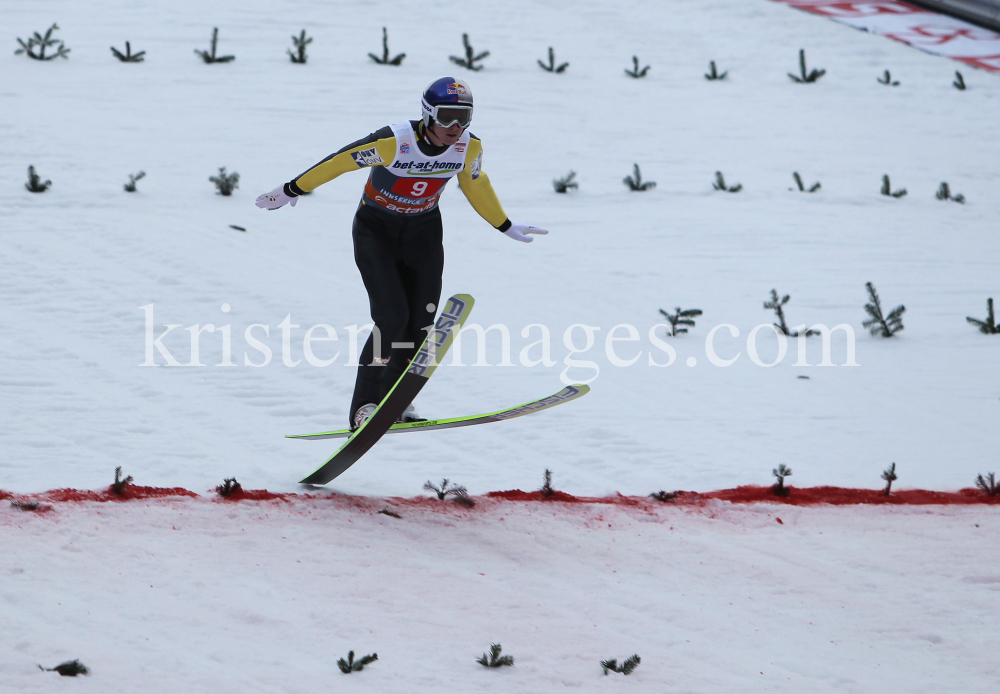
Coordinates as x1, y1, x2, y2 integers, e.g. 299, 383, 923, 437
4, 496, 1000, 693
3, 0, 999, 690
3, 0, 999, 496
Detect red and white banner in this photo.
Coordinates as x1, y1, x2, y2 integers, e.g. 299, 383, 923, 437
773, 0, 1000, 71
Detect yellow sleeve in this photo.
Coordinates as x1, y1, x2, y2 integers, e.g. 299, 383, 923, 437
292, 133, 397, 193
456, 137, 509, 229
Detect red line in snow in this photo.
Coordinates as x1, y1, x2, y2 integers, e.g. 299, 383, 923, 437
2, 485, 997, 508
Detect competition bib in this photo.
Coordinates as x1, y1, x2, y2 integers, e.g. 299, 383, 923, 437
362, 121, 470, 215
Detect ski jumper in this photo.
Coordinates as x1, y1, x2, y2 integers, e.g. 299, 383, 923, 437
284, 120, 512, 423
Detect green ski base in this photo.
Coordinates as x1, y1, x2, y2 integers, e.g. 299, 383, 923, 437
298, 293, 474, 486
288, 384, 590, 441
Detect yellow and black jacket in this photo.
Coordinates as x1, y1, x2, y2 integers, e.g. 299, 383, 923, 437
285, 120, 512, 231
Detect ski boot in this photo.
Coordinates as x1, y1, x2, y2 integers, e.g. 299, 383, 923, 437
351, 403, 377, 431
399, 403, 427, 423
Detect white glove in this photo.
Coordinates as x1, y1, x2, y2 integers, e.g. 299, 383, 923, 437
255, 186, 298, 210
503, 223, 549, 243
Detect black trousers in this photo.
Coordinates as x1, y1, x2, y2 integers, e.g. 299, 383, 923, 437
350, 203, 444, 423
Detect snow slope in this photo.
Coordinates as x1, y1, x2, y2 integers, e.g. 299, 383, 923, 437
4, 496, 1000, 693
3, 0, 1000, 497
4, 1, 1000, 691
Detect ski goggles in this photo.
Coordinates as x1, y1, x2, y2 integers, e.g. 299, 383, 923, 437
428, 104, 473, 129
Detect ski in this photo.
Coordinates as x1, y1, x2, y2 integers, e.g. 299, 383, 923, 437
287, 384, 590, 441
298, 293, 474, 485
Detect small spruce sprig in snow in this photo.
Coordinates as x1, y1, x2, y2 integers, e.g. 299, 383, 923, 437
539, 469, 556, 497
862, 282, 905, 337
602, 654, 641, 675
764, 289, 817, 337
210, 168, 239, 196
538, 47, 568, 73
881, 462, 897, 496
705, 60, 727, 80
449, 33, 489, 71
712, 171, 741, 193
195, 28, 234, 63
16, 24, 70, 61
369, 27, 405, 65
25, 166, 52, 193
39, 660, 88, 676
880, 174, 907, 198
935, 182, 965, 203
111, 41, 145, 62
953, 71, 966, 90
790, 171, 821, 193
553, 171, 578, 193
123, 171, 145, 192
773, 464, 792, 496
337, 651, 377, 674
788, 49, 825, 83
975, 472, 998, 496
650, 490, 679, 502
288, 30, 312, 64
967, 298, 998, 334
477, 643, 514, 668
659, 307, 703, 336
378, 508, 402, 518
625, 56, 650, 78
112, 466, 134, 495
623, 164, 655, 191
424, 478, 468, 500
216, 477, 242, 497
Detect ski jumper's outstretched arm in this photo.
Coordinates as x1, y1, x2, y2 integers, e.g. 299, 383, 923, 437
287, 126, 398, 195
456, 135, 511, 231
255, 123, 545, 242
290, 128, 512, 231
